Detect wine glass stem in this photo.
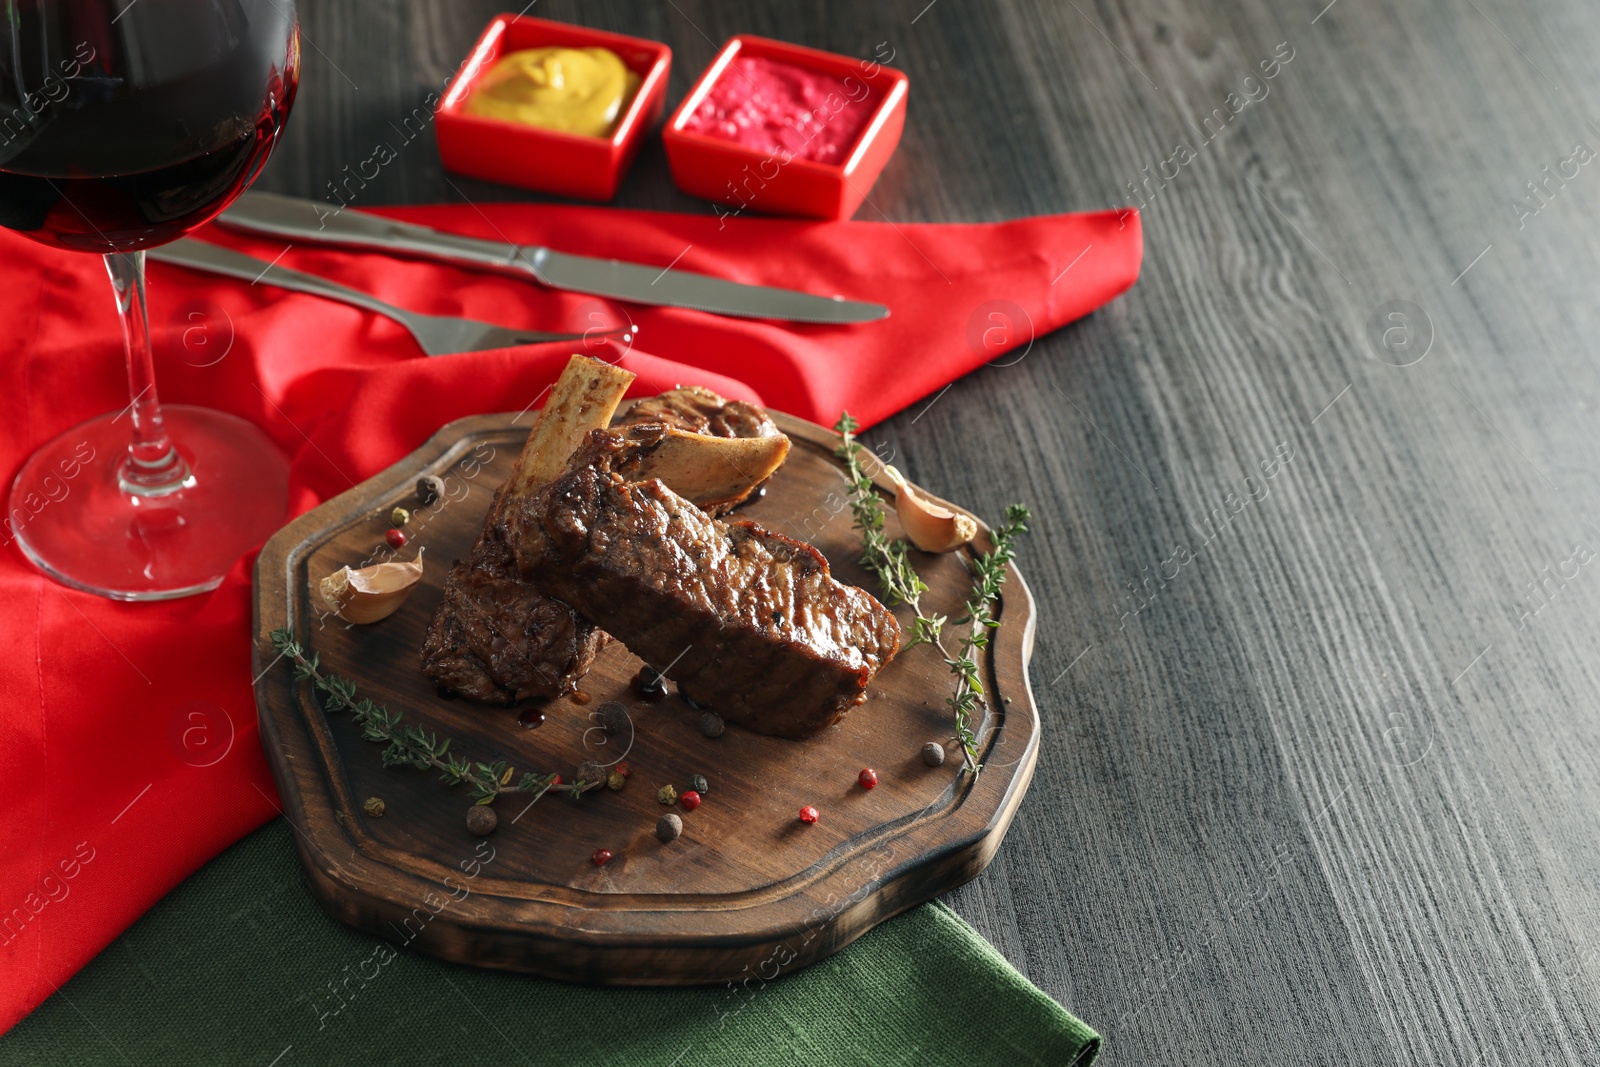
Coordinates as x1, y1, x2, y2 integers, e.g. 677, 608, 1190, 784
104, 251, 193, 496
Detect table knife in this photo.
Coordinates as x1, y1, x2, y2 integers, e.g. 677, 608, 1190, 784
219, 192, 890, 324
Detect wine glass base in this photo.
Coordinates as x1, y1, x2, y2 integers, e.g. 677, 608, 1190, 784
10, 406, 289, 601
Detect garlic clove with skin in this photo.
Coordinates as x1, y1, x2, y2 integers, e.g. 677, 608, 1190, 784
319, 549, 425, 624
884, 466, 978, 553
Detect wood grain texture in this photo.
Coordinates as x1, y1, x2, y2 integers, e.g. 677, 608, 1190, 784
252, 410, 1040, 983
250, 0, 1600, 1060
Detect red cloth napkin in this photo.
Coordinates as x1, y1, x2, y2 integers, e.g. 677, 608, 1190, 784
0, 202, 1140, 1032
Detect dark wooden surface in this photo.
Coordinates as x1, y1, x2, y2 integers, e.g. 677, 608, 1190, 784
252, 409, 1039, 984
250, 0, 1600, 1062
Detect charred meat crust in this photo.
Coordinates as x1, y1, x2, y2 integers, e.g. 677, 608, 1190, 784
419, 486, 606, 705
420, 388, 779, 705
619, 386, 779, 441
510, 427, 902, 740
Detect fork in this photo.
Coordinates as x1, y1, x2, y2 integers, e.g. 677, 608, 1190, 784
149, 238, 635, 357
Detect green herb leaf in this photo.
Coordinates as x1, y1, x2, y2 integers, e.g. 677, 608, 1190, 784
835, 411, 1030, 776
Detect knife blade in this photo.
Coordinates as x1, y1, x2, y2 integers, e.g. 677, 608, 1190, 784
219, 192, 890, 325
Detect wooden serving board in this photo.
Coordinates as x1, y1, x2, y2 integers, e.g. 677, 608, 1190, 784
253, 407, 1040, 984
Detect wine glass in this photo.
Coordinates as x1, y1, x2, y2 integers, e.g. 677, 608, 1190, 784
0, 0, 299, 599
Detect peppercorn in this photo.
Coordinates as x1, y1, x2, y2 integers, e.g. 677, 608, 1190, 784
798, 805, 819, 825
606, 771, 627, 792
466, 804, 498, 836
921, 741, 946, 767
363, 797, 385, 818
386, 528, 406, 548
656, 813, 683, 843
592, 848, 614, 867
688, 773, 709, 795
636, 664, 667, 702
679, 789, 702, 812
416, 475, 446, 506
615, 761, 633, 779
390, 506, 411, 527
657, 783, 678, 806
596, 701, 630, 734
858, 768, 878, 790
699, 711, 725, 738
577, 761, 607, 785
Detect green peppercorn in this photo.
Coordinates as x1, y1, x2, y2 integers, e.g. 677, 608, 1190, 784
363, 797, 385, 818
607, 771, 627, 791
466, 804, 498, 836
390, 506, 411, 527
657, 783, 678, 806
656, 813, 683, 843
688, 774, 709, 795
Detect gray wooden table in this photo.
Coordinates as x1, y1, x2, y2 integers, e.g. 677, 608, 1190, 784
259, 1, 1600, 1062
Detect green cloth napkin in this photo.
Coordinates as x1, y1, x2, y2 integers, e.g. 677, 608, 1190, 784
1, 819, 1099, 1066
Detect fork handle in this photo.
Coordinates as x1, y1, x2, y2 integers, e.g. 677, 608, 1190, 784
149, 239, 416, 327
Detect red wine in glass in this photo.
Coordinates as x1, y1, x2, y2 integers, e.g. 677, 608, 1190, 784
0, 0, 300, 599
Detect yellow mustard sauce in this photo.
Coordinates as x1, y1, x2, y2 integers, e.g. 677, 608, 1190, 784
466, 47, 640, 138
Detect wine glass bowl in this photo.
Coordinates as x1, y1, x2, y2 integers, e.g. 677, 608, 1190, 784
0, 0, 300, 253
0, 0, 300, 599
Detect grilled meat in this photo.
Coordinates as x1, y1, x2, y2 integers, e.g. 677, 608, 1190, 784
507, 426, 901, 740
421, 384, 781, 704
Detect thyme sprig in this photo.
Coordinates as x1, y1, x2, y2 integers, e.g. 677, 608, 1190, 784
835, 413, 1031, 775
947, 503, 1030, 769
269, 629, 602, 806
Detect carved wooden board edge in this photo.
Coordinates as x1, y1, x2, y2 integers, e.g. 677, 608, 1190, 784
252, 407, 1041, 985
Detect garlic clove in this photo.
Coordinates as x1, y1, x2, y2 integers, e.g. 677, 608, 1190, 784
885, 466, 978, 553
318, 548, 425, 624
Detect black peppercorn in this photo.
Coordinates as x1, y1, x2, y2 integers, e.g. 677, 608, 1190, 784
636, 665, 667, 702
688, 773, 709, 795
595, 701, 630, 734
698, 711, 725, 738
466, 804, 498, 836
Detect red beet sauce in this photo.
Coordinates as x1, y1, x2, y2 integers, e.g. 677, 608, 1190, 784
682, 55, 877, 165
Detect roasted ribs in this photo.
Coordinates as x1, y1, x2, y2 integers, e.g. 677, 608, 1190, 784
419, 386, 777, 705
507, 425, 902, 740
417, 484, 604, 705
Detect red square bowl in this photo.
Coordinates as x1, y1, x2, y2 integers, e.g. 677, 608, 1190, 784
662, 36, 909, 220
435, 15, 671, 201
